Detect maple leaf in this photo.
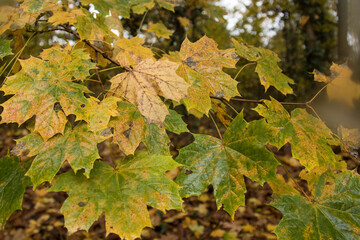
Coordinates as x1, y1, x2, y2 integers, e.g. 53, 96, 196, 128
272, 171, 360, 240
167, 36, 239, 115
0, 39, 13, 60
145, 22, 174, 39
0, 156, 31, 227
112, 37, 154, 67
50, 151, 182, 239
254, 98, 345, 179
338, 125, 360, 152
176, 112, 278, 217
1, 45, 95, 140
109, 101, 171, 155
232, 38, 294, 95
15, 123, 109, 188
313, 63, 360, 107
109, 58, 189, 124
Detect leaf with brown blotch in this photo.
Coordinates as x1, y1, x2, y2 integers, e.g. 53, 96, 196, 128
112, 37, 154, 67
313, 63, 360, 107
109, 59, 189, 124
167, 36, 239, 115
0, 45, 95, 140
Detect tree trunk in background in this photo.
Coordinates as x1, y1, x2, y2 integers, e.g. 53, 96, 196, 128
337, 0, 349, 62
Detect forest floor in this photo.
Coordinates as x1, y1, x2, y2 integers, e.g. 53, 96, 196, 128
0, 114, 358, 240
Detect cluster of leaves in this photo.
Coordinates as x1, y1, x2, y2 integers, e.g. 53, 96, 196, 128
0, 1, 359, 239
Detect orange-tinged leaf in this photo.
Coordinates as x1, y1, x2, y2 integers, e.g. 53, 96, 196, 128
1, 45, 95, 140
0, 5, 36, 35
338, 125, 360, 151
109, 58, 189, 124
168, 36, 239, 115
50, 151, 182, 239
313, 63, 360, 107
113, 37, 154, 67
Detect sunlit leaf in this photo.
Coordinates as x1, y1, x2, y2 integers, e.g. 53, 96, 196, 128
145, 22, 174, 39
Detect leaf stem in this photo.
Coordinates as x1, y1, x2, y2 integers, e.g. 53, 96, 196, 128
234, 62, 256, 80
209, 113, 223, 140
137, 10, 149, 36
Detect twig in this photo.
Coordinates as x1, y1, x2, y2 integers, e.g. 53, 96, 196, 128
137, 10, 149, 36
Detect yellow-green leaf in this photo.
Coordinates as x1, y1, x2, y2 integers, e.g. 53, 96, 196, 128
16, 123, 109, 188
50, 151, 182, 239
1, 45, 95, 140
0, 39, 13, 60
232, 38, 294, 95
168, 36, 239, 115
145, 22, 174, 39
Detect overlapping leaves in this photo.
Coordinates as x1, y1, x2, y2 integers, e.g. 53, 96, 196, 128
176, 112, 278, 217
0, 45, 95, 140
50, 151, 182, 240
273, 171, 360, 240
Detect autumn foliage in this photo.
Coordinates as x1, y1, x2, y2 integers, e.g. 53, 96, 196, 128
0, 1, 360, 239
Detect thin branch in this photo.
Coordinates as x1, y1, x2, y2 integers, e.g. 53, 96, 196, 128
137, 10, 149, 36
306, 83, 329, 104
94, 51, 105, 97
59, 24, 123, 67
210, 96, 307, 106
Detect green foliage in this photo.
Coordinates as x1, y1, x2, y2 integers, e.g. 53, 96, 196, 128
0, 156, 31, 227
273, 171, 360, 240
0, 1, 358, 239
50, 151, 182, 239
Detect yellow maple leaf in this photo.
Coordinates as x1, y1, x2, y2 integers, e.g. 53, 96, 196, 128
314, 63, 360, 107
109, 59, 189, 123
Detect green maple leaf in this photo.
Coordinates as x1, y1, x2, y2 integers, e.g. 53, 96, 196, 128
0, 39, 13, 60
168, 36, 239, 115
0, 156, 31, 227
164, 109, 189, 135
109, 101, 171, 155
232, 38, 294, 95
50, 151, 182, 239
15, 123, 109, 188
254, 98, 342, 174
1, 45, 95, 140
272, 171, 360, 240
175, 112, 278, 217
